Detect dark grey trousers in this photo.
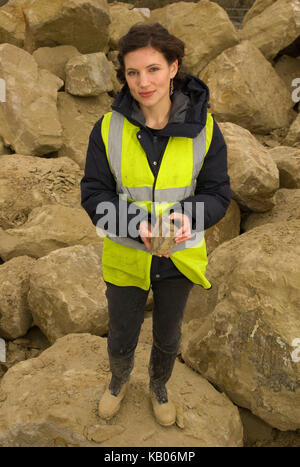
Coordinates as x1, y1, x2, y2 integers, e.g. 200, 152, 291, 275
104, 276, 194, 401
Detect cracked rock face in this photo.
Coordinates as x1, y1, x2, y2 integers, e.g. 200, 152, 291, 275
0, 333, 243, 447
182, 219, 300, 431
150, 215, 176, 255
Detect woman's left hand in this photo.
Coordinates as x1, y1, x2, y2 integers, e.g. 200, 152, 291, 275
169, 211, 192, 245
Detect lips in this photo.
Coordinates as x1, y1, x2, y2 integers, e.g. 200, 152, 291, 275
139, 91, 155, 97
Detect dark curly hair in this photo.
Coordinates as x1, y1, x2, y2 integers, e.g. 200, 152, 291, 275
116, 22, 188, 90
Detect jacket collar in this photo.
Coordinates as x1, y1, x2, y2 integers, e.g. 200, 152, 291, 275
111, 74, 210, 138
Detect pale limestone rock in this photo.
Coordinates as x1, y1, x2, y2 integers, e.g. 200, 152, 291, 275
109, 2, 146, 49
23, 0, 110, 54
27, 243, 107, 344
0, 0, 27, 48
284, 113, 300, 147
0, 44, 63, 156
0, 137, 10, 156
32, 45, 81, 82
274, 55, 300, 93
219, 122, 279, 212
242, 188, 300, 231
0, 256, 35, 340
0, 155, 82, 230
0, 333, 243, 446
65, 53, 113, 97
149, 0, 239, 75
0, 204, 100, 261
205, 199, 241, 255
239, 0, 300, 60
57, 92, 113, 169
269, 146, 300, 188
242, 0, 277, 25
200, 41, 295, 134
181, 220, 300, 431
0, 326, 50, 381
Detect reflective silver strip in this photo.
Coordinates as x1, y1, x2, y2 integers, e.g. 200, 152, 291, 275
107, 230, 204, 253
107, 234, 149, 252
120, 186, 152, 200
108, 111, 124, 193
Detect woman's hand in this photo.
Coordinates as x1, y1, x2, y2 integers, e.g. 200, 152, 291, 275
168, 211, 192, 246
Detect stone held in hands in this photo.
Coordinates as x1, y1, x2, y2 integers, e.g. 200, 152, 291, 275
150, 215, 176, 256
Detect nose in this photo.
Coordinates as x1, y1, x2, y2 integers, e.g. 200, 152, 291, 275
138, 71, 150, 89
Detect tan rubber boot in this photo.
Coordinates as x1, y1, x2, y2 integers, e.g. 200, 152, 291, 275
98, 382, 128, 420
150, 391, 176, 427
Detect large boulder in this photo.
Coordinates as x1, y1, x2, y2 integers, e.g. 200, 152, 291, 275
219, 121, 279, 212
0, 205, 100, 261
0, 333, 243, 446
0, 44, 63, 155
23, 0, 110, 54
242, 188, 300, 231
32, 45, 81, 82
269, 146, 300, 188
27, 243, 107, 344
181, 220, 300, 431
149, 0, 239, 75
273, 55, 300, 94
239, 0, 300, 60
205, 199, 241, 255
0, 155, 82, 230
0, 0, 27, 48
65, 53, 114, 97
200, 40, 295, 134
57, 92, 113, 169
0, 256, 35, 340
284, 113, 300, 147
242, 0, 278, 25
108, 2, 146, 49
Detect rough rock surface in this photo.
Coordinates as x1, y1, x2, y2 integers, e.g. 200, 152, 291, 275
150, 215, 176, 255
181, 220, 300, 431
219, 121, 279, 211
0, 0, 27, 48
0, 44, 63, 155
27, 243, 107, 344
269, 146, 300, 188
0, 155, 82, 230
284, 113, 300, 147
0, 204, 99, 261
23, 0, 110, 54
0, 256, 35, 340
149, 0, 239, 75
242, 188, 300, 231
57, 92, 113, 169
239, 0, 300, 60
65, 53, 114, 97
0, 333, 243, 447
205, 199, 241, 255
200, 40, 295, 134
32, 45, 81, 82
108, 2, 146, 49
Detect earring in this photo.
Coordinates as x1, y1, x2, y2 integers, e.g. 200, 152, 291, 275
170, 78, 174, 96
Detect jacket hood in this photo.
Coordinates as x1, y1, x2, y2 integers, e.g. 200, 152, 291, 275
111, 74, 210, 138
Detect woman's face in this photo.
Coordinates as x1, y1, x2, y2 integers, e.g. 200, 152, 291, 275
124, 46, 178, 110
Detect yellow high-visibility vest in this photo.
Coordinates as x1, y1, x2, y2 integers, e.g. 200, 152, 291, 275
100, 110, 214, 290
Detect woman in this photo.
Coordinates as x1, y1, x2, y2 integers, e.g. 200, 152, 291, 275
80, 23, 230, 427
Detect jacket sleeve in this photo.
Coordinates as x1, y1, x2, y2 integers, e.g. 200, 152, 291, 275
178, 116, 231, 231
80, 117, 148, 242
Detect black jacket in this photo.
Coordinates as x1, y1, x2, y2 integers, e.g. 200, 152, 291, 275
80, 74, 231, 282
